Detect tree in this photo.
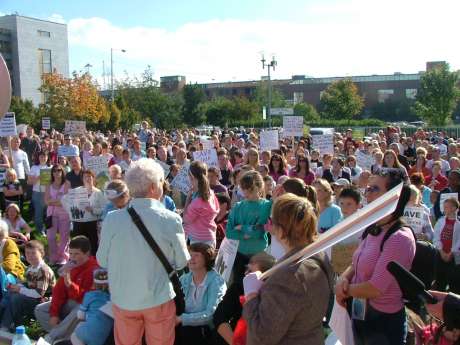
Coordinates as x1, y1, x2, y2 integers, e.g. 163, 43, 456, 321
38, 72, 109, 127
294, 102, 320, 122
182, 84, 206, 126
320, 78, 364, 120
253, 81, 286, 109
8, 96, 39, 127
414, 63, 460, 126
107, 102, 121, 130
200, 97, 235, 127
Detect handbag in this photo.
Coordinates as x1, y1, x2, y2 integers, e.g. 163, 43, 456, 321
127, 206, 185, 316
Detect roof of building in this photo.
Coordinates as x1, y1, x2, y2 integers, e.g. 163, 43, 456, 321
0, 14, 67, 26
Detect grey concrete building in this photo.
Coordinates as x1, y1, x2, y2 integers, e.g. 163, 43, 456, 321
0, 14, 69, 105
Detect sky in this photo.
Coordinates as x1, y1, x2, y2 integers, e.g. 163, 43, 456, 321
1, 0, 459, 88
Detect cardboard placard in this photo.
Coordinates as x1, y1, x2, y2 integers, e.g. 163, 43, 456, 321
65, 120, 86, 135
86, 156, 110, 190
260, 130, 279, 151
66, 188, 90, 221
39, 168, 52, 186
283, 116, 304, 137
312, 134, 334, 155
193, 149, 218, 168
356, 150, 374, 171
215, 238, 239, 283
42, 117, 51, 130
0, 112, 17, 137
402, 205, 425, 235
171, 163, 191, 195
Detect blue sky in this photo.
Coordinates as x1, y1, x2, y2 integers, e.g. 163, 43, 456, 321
1, 0, 459, 87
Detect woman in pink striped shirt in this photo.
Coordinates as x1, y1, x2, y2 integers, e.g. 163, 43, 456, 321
335, 169, 416, 345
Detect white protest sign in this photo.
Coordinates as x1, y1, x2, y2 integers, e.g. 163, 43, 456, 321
0, 112, 17, 137
156, 159, 171, 177
215, 238, 239, 283
261, 183, 403, 280
66, 188, 90, 221
402, 206, 425, 235
356, 150, 374, 171
42, 117, 51, 130
193, 149, 218, 168
201, 139, 214, 150
440, 192, 458, 214
259, 130, 279, 151
312, 134, 334, 155
283, 116, 303, 137
328, 301, 355, 345
86, 156, 110, 189
171, 163, 191, 195
65, 120, 86, 135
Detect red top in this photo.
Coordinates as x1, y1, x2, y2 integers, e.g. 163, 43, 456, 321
441, 218, 455, 253
426, 174, 448, 191
50, 256, 99, 317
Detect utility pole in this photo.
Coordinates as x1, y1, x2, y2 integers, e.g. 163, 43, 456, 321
110, 48, 126, 101
261, 54, 277, 128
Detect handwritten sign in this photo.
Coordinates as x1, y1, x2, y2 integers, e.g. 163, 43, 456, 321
65, 188, 90, 221
65, 120, 86, 135
259, 130, 279, 151
171, 163, 191, 195
403, 205, 425, 235
215, 238, 239, 283
42, 117, 51, 130
283, 116, 303, 137
86, 156, 110, 189
439, 192, 458, 215
312, 134, 334, 155
356, 150, 374, 171
193, 149, 218, 168
0, 112, 17, 137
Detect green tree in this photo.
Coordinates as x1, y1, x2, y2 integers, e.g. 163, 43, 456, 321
8, 96, 40, 127
200, 97, 235, 127
414, 63, 460, 126
182, 84, 206, 126
107, 102, 121, 130
253, 81, 286, 109
320, 78, 364, 120
294, 102, 320, 122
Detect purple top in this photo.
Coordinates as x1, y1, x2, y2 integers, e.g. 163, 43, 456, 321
288, 169, 315, 185
352, 226, 416, 313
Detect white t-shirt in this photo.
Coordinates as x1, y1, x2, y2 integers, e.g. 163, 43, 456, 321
10, 149, 30, 180
29, 164, 50, 192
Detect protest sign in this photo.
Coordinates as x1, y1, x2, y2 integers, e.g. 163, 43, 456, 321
42, 117, 51, 130
156, 160, 171, 177
402, 205, 425, 235
215, 238, 239, 283
283, 116, 303, 137
193, 149, 218, 168
201, 138, 214, 150
356, 150, 374, 171
0, 54, 11, 120
86, 156, 110, 189
328, 301, 355, 345
66, 188, 90, 221
439, 192, 458, 215
0, 113, 17, 137
65, 120, 86, 135
312, 134, 334, 155
261, 183, 403, 280
39, 168, 52, 186
352, 128, 365, 140
260, 130, 279, 151
16, 124, 27, 136
171, 163, 191, 195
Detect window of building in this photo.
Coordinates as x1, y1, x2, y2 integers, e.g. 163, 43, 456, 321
293, 91, 304, 104
406, 89, 417, 100
377, 89, 394, 103
38, 30, 51, 38
38, 49, 52, 74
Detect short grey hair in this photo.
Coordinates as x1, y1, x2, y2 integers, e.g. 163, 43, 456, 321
0, 220, 9, 240
125, 158, 164, 198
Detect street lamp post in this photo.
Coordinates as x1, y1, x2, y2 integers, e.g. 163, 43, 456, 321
110, 48, 126, 101
261, 54, 277, 128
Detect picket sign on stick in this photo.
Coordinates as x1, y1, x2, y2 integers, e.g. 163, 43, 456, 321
260, 183, 403, 280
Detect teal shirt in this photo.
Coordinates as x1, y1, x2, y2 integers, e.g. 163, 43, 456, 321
226, 199, 272, 255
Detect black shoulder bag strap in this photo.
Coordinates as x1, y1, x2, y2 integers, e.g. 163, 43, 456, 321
127, 206, 185, 315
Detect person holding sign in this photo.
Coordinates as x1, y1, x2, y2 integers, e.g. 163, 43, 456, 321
335, 170, 415, 345
183, 161, 220, 247
27, 151, 51, 234
242, 193, 333, 345
433, 198, 460, 294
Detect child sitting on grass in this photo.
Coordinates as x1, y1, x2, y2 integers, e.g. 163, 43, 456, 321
3, 203, 32, 245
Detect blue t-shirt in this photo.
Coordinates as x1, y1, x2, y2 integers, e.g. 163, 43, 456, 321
318, 204, 343, 234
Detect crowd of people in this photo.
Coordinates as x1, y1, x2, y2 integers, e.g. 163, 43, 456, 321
0, 121, 457, 345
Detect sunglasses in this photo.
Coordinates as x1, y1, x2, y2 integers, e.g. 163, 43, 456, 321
366, 185, 380, 193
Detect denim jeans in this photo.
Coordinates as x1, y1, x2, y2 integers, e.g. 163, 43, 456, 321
353, 304, 407, 345
32, 191, 46, 234
1, 292, 40, 330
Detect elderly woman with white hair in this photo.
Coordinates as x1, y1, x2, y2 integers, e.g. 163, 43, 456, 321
97, 158, 189, 345
0, 219, 24, 291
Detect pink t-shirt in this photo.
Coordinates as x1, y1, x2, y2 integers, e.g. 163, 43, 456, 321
352, 226, 416, 313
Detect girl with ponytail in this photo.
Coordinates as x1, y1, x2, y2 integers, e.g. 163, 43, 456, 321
183, 161, 220, 247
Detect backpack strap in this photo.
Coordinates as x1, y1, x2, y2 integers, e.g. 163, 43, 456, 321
379, 219, 416, 252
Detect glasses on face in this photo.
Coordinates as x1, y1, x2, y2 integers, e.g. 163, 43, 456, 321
299, 159, 307, 163
366, 185, 380, 193
272, 158, 280, 162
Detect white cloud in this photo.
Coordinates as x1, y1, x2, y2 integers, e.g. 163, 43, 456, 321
67, 0, 460, 84
47, 13, 66, 24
